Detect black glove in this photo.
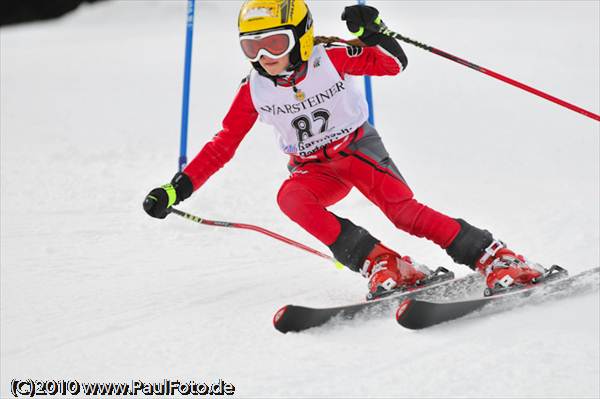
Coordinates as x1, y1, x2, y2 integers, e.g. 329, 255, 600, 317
341, 5, 386, 46
143, 172, 194, 219
341, 4, 408, 69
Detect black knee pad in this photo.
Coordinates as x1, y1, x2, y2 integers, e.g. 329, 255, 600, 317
445, 219, 494, 270
328, 216, 380, 272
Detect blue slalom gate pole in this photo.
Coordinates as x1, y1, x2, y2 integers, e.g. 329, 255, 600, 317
179, 0, 195, 172
363, 69, 375, 126
358, 0, 375, 126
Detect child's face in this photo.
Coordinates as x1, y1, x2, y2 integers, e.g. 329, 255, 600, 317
258, 54, 290, 76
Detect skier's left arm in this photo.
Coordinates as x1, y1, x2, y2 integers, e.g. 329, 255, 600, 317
329, 4, 408, 77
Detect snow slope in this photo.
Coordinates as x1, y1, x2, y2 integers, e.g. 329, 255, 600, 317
1, 1, 599, 398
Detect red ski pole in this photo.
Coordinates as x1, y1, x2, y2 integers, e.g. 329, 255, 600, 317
170, 208, 344, 269
378, 27, 600, 122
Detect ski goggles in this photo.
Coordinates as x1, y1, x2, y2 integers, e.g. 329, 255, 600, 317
239, 29, 296, 62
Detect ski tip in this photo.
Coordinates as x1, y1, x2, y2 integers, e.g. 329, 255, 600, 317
395, 298, 413, 323
273, 305, 289, 333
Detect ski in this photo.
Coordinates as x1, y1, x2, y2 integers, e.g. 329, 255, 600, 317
396, 266, 599, 330
273, 267, 484, 333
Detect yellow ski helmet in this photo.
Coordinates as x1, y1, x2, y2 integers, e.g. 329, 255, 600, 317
238, 0, 314, 72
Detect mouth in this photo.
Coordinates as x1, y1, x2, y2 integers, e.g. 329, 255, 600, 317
260, 57, 280, 66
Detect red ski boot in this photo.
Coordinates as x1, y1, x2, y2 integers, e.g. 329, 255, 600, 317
360, 243, 431, 300
475, 240, 545, 295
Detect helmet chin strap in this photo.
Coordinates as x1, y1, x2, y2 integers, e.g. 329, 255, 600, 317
287, 45, 303, 71
278, 67, 294, 77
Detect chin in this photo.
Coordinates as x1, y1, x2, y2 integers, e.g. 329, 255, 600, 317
266, 69, 283, 76
260, 62, 287, 76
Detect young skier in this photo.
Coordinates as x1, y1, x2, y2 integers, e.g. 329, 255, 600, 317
144, 1, 544, 299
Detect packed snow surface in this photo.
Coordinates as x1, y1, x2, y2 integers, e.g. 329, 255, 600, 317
1, 1, 599, 398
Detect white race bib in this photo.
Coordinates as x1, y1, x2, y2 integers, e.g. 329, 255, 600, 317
249, 45, 369, 157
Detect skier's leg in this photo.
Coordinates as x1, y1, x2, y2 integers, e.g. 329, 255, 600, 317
344, 124, 543, 289
277, 162, 383, 273
344, 125, 462, 249
277, 164, 352, 247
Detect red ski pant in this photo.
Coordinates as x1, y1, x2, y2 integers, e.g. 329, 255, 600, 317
277, 128, 461, 251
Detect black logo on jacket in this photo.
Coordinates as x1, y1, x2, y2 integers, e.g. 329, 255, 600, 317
346, 46, 363, 57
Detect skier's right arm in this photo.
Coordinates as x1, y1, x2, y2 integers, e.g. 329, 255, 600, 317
143, 79, 258, 219
182, 77, 258, 190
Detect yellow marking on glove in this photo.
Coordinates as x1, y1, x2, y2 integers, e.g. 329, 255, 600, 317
161, 184, 177, 207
